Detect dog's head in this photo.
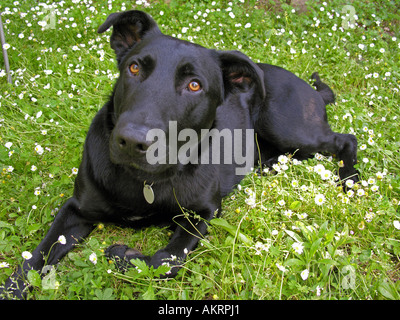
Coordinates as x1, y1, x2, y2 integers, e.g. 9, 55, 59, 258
98, 10, 265, 177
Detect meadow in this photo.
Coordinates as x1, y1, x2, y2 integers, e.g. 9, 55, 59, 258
0, 0, 399, 300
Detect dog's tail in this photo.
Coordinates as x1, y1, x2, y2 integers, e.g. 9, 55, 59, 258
311, 72, 335, 105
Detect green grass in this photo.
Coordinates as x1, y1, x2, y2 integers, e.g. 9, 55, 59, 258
1, 0, 400, 300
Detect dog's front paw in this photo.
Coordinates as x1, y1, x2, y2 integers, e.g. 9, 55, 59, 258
105, 245, 182, 277
149, 249, 183, 278
0, 271, 29, 300
105, 244, 149, 272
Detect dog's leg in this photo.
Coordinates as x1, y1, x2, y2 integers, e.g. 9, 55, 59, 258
150, 213, 211, 275
255, 136, 280, 168
0, 197, 94, 299
332, 133, 359, 184
303, 132, 359, 185
106, 209, 215, 277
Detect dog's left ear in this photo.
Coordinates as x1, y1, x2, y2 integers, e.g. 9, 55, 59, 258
98, 10, 161, 61
219, 51, 266, 99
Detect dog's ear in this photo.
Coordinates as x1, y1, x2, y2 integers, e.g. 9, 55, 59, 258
219, 51, 265, 99
98, 10, 160, 61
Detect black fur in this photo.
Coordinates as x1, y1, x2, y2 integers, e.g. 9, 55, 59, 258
0, 10, 358, 299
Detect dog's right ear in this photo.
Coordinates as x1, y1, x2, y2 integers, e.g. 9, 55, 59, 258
98, 10, 161, 61
219, 50, 266, 99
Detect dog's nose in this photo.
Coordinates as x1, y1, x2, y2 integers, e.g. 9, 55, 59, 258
115, 125, 151, 157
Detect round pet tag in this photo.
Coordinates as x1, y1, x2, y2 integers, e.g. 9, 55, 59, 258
143, 183, 155, 204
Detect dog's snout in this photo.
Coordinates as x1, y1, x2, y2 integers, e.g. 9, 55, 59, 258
114, 125, 151, 157
117, 135, 148, 152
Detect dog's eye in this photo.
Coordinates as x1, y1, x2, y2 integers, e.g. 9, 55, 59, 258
188, 81, 201, 92
129, 63, 140, 76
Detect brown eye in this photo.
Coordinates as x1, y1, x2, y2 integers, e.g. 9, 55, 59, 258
188, 81, 201, 92
129, 63, 139, 76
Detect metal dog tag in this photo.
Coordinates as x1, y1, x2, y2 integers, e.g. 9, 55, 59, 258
143, 182, 154, 204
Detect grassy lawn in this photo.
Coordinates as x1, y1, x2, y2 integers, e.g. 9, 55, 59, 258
0, 0, 399, 300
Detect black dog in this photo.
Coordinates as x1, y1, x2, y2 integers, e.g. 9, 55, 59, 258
0, 10, 358, 299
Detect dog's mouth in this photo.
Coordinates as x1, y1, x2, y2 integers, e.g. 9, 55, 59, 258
128, 160, 172, 173
128, 160, 180, 181
109, 148, 178, 176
